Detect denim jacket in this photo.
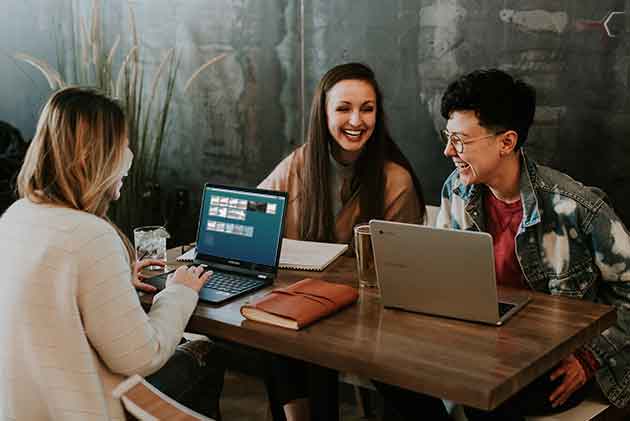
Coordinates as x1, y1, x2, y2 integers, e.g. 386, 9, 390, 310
437, 150, 630, 407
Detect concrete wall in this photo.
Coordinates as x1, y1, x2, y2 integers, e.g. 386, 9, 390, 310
2, 0, 630, 241
1, 0, 299, 241
0, 0, 70, 137
303, 0, 630, 224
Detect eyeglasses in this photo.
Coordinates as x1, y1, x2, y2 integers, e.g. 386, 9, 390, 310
440, 129, 506, 154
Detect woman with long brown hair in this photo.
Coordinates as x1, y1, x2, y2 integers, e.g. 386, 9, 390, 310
0, 87, 223, 420
259, 63, 427, 420
260, 62, 426, 244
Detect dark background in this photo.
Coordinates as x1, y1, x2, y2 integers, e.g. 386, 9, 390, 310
2, 0, 629, 243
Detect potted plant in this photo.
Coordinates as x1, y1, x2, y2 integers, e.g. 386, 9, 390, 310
16, 0, 225, 235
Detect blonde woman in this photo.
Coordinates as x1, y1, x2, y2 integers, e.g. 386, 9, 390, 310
0, 87, 224, 420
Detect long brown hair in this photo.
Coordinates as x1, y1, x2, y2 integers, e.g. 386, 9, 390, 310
17, 86, 135, 263
300, 63, 426, 242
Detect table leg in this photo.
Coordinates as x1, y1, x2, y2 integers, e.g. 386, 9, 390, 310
308, 364, 339, 421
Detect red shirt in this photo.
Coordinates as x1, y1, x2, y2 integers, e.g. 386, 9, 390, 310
484, 192, 527, 289
485, 192, 599, 375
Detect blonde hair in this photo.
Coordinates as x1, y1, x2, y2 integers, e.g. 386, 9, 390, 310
18, 86, 135, 263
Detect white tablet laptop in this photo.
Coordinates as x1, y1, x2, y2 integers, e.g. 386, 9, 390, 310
369, 220, 530, 326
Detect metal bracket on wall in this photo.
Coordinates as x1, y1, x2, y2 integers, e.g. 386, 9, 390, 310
603, 11, 624, 38
575, 10, 624, 38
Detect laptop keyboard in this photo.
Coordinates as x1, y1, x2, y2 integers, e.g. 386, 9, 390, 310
145, 269, 265, 295
498, 301, 516, 318
203, 271, 265, 294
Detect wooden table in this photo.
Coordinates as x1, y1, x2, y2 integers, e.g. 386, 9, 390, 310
142, 247, 616, 413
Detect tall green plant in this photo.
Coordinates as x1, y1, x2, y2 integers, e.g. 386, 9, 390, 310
17, 0, 225, 235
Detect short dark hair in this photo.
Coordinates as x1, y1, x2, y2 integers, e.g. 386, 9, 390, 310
440, 69, 536, 148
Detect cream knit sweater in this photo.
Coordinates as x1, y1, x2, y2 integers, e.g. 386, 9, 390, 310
0, 199, 198, 420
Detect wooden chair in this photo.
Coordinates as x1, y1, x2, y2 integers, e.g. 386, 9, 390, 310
114, 333, 217, 421
113, 374, 216, 421
425, 204, 440, 227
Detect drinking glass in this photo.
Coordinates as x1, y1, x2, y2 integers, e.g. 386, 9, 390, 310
354, 224, 378, 288
133, 226, 169, 270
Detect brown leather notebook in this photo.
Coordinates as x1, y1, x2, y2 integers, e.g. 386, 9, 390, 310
240, 278, 359, 330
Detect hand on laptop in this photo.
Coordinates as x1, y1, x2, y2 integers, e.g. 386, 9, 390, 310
132, 259, 166, 292
166, 265, 213, 293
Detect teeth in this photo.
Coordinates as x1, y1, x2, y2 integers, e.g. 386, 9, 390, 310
343, 129, 361, 136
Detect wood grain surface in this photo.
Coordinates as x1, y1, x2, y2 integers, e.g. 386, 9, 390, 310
139, 247, 616, 410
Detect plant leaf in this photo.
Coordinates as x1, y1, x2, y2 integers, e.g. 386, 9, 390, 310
126, 0, 139, 53
90, 0, 104, 87
90, 0, 100, 47
107, 35, 121, 68
183, 52, 228, 93
115, 45, 138, 97
140, 49, 175, 172
14, 53, 65, 89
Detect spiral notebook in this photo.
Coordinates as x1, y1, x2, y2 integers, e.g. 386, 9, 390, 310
177, 238, 348, 271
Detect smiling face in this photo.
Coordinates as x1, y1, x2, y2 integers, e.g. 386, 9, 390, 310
325, 79, 377, 164
444, 110, 504, 186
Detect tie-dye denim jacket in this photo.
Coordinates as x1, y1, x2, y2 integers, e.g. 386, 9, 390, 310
436, 150, 630, 407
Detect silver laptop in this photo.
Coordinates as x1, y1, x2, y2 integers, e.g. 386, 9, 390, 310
369, 220, 530, 326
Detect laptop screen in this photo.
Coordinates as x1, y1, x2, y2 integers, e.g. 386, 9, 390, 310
195, 184, 287, 272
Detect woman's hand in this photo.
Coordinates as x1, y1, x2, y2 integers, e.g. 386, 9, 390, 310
132, 259, 166, 292
166, 265, 212, 293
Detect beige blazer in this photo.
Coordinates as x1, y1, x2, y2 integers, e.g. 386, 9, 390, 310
0, 199, 198, 421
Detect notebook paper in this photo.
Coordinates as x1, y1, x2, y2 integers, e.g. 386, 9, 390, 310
278, 239, 348, 271
177, 238, 348, 271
